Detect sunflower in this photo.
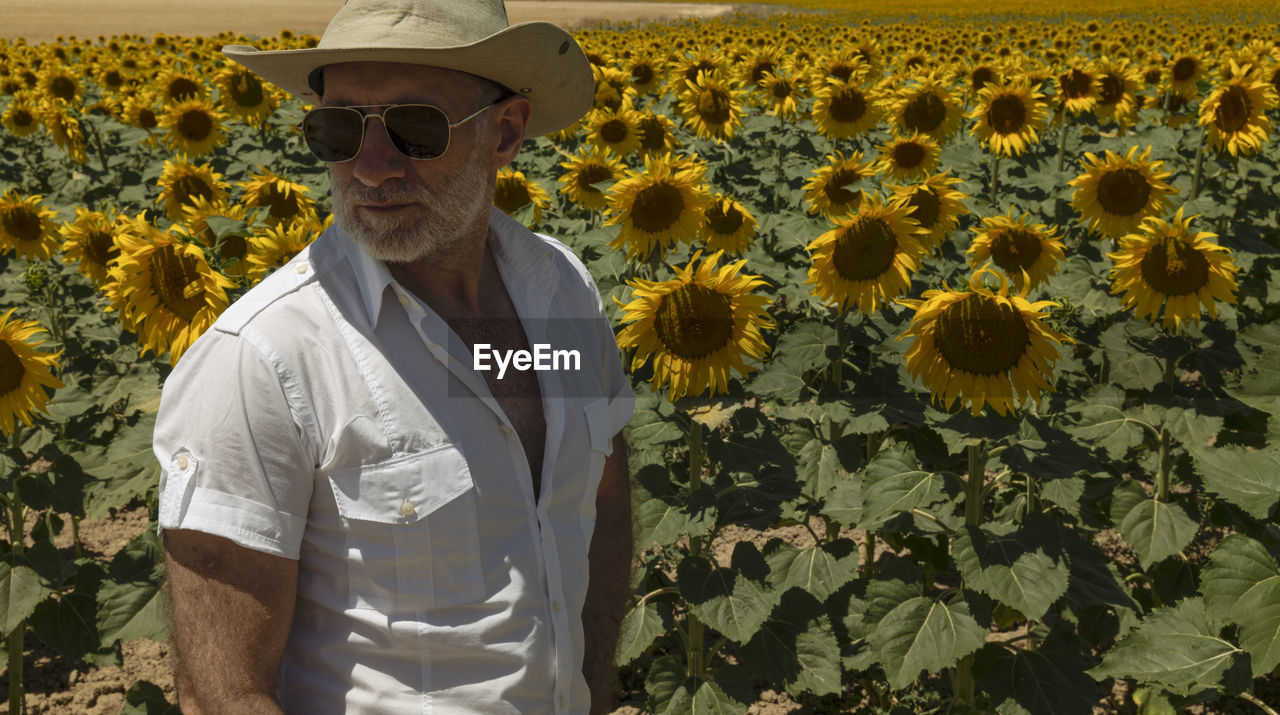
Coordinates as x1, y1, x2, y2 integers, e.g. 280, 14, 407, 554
558, 146, 625, 211
804, 150, 876, 219
157, 157, 230, 221
0, 190, 61, 260
592, 65, 636, 113
966, 211, 1066, 291
875, 132, 942, 181
1, 95, 40, 137
1108, 207, 1239, 330
886, 171, 970, 253
106, 214, 235, 363
811, 78, 881, 138
1198, 61, 1277, 157
160, 98, 226, 156
968, 79, 1048, 156
806, 193, 926, 313
1167, 52, 1205, 97
246, 218, 318, 284
493, 169, 552, 225
1055, 62, 1099, 117
737, 46, 786, 88
214, 66, 277, 125
678, 70, 745, 142
615, 250, 774, 402
883, 74, 963, 144
758, 71, 804, 119
59, 207, 121, 285
897, 267, 1072, 417
0, 309, 64, 436
122, 93, 161, 131
1069, 145, 1176, 239
625, 55, 664, 95
810, 52, 871, 86
584, 105, 643, 157
635, 110, 681, 156
179, 195, 248, 247
1092, 57, 1142, 129
605, 152, 710, 261
41, 100, 88, 164
668, 52, 729, 97
701, 194, 757, 254
37, 65, 80, 103
155, 66, 207, 105
238, 169, 313, 226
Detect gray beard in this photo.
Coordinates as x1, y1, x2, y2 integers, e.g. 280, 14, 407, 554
329, 155, 492, 264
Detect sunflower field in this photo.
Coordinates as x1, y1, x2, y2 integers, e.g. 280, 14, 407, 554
2, 5, 1280, 713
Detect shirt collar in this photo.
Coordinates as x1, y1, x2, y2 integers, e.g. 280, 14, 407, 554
336, 206, 558, 328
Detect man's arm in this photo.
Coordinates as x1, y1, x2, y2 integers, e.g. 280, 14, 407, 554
581, 433, 632, 715
164, 529, 298, 715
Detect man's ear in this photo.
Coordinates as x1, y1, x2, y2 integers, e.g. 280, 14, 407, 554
490, 96, 532, 170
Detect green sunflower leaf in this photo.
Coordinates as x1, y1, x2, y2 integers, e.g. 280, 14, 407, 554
677, 556, 776, 644
869, 595, 987, 690
1110, 480, 1198, 569
1201, 534, 1280, 677
952, 519, 1070, 620
1089, 598, 1240, 697
1185, 444, 1280, 520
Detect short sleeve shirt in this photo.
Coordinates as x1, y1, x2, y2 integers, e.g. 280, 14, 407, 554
154, 207, 634, 714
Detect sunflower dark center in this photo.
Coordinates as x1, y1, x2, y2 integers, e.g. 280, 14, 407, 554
750, 61, 775, 85
823, 168, 862, 205
632, 181, 685, 233
696, 88, 733, 125
103, 70, 124, 88
684, 61, 718, 83
1097, 168, 1152, 216
0, 342, 24, 396
771, 79, 793, 100
988, 94, 1027, 134
220, 234, 247, 263
706, 202, 744, 235
1059, 69, 1093, 99
902, 91, 946, 133
173, 175, 214, 207
575, 164, 614, 193
630, 64, 654, 84
1172, 57, 1197, 82
137, 108, 158, 129
1143, 68, 1162, 86
11, 109, 34, 127
907, 188, 941, 229
893, 141, 926, 168
177, 109, 213, 140
831, 217, 898, 281
972, 66, 995, 90
262, 184, 299, 219
494, 178, 532, 213
638, 117, 667, 151
1, 206, 41, 243
150, 246, 206, 322
1140, 236, 1210, 296
600, 118, 630, 144
167, 77, 200, 102
830, 63, 856, 82
935, 294, 1030, 375
49, 76, 76, 100
654, 283, 734, 361
989, 228, 1043, 271
1213, 86, 1251, 133
830, 88, 867, 123
229, 72, 265, 107
1098, 75, 1124, 105
85, 228, 119, 266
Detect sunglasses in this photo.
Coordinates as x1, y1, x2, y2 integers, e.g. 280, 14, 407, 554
299, 99, 501, 163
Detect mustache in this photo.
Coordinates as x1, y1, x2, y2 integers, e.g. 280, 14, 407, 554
336, 179, 431, 204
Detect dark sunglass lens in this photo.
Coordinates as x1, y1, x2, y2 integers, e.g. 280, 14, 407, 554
384, 105, 450, 159
303, 108, 363, 162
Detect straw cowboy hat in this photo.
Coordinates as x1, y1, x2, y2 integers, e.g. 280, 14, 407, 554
222, 0, 594, 137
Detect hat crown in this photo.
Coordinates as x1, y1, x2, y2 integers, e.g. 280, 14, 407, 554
318, 0, 511, 50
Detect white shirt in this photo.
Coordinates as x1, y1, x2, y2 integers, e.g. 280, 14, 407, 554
154, 207, 634, 714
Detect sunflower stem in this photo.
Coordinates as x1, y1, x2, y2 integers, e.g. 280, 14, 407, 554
1156, 427, 1173, 503
1191, 124, 1207, 200
832, 308, 849, 388
965, 441, 987, 527
988, 153, 1001, 207
1054, 118, 1070, 175
6, 485, 25, 715
685, 419, 706, 680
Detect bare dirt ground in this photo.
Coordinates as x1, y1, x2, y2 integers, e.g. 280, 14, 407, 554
0, 0, 767, 43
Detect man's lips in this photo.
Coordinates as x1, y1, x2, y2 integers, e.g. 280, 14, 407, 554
358, 202, 417, 213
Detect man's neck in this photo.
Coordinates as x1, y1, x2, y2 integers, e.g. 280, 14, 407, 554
386, 222, 501, 320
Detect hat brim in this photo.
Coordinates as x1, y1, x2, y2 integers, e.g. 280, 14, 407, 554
222, 22, 592, 137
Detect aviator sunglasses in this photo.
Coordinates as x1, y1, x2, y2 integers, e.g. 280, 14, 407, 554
299, 98, 503, 163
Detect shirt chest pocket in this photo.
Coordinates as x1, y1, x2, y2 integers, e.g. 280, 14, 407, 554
327, 444, 485, 612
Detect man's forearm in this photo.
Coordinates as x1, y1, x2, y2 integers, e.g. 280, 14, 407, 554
582, 436, 632, 714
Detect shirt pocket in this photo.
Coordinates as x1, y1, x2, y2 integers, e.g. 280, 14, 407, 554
579, 398, 614, 541
326, 443, 485, 612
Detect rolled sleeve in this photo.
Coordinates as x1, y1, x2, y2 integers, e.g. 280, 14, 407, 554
154, 327, 315, 559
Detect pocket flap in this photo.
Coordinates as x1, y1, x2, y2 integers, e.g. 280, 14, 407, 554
584, 397, 613, 456
328, 444, 474, 524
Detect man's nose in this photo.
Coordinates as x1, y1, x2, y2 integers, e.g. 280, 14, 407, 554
351, 117, 407, 187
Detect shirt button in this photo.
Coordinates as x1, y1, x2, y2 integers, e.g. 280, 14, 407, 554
399, 500, 416, 517
558, 695, 566, 709
176, 455, 189, 470
296, 264, 308, 275
552, 600, 561, 614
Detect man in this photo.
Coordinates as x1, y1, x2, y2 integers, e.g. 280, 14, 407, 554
153, 1, 635, 713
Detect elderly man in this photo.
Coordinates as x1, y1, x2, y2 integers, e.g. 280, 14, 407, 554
153, 1, 634, 713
